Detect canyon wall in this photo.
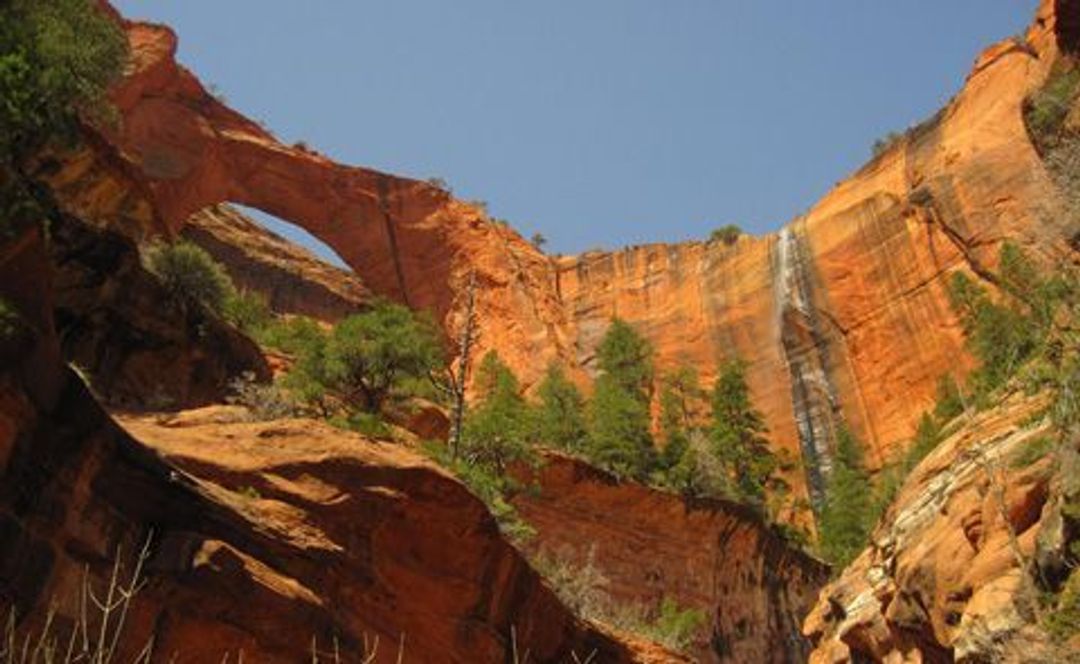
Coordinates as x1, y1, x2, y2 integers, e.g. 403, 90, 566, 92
0, 217, 664, 663
91, 0, 1080, 513
514, 455, 830, 663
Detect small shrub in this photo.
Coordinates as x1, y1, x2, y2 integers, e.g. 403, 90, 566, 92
145, 240, 235, 314
237, 485, 261, 500
530, 232, 547, 249
709, 224, 742, 246
1044, 569, 1080, 642
0, 298, 23, 341
1025, 63, 1080, 149
331, 411, 393, 439
532, 546, 611, 617
426, 176, 451, 192
646, 598, 707, 653
872, 130, 904, 157
224, 289, 271, 334
227, 371, 297, 421
1009, 435, 1056, 469
530, 546, 705, 653
933, 375, 965, 422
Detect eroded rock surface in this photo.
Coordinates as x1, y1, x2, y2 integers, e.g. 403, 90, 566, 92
50, 212, 269, 408
802, 395, 1064, 662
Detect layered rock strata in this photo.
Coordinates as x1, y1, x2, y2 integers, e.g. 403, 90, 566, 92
90, 0, 1080, 510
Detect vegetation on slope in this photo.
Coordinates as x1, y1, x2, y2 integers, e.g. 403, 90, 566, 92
1, 0, 127, 236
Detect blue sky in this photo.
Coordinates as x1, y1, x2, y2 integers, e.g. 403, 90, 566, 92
115, 1, 1037, 262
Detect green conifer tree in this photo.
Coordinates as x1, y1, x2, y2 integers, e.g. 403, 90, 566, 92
534, 362, 588, 452
587, 319, 656, 479
462, 351, 533, 473
709, 359, 776, 505
817, 426, 875, 566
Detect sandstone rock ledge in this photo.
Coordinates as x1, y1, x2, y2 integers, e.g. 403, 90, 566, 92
802, 394, 1067, 662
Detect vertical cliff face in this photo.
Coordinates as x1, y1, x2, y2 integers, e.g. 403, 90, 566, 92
513, 455, 831, 663
82, 0, 1080, 516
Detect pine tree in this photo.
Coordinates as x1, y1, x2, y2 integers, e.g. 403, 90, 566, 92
461, 351, 532, 473
587, 374, 655, 479
657, 365, 705, 471
587, 318, 657, 479
709, 359, 776, 506
534, 362, 587, 452
595, 318, 654, 399
817, 426, 875, 567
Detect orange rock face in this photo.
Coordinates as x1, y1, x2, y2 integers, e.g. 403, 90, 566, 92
801, 394, 1064, 662
514, 455, 830, 663
183, 204, 369, 321
93, 0, 1079, 515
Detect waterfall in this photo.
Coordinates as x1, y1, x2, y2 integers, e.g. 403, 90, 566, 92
774, 226, 842, 511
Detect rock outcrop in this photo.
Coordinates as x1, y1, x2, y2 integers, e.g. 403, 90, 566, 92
0, 219, 668, 663
801, 394, 1065, 662
50, 211, 269, 409
515, 454, 831, 663
183, 204, 369, 321
87, 0, 1080, 515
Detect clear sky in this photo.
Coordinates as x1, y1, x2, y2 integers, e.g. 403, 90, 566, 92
114, 1, 1038, 261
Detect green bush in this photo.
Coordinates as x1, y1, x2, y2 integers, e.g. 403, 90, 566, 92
709, 225, 742, 246
1044, 569, 1080, 643
932, 375, 965, 422
1009, 435, 1055, 469
331, 411, 393, 439
1025, 63, 1080, 149
1, 0, 128, 232
647, 598, 707, 653
145, 240, 236, 314
224, 289, 272, 333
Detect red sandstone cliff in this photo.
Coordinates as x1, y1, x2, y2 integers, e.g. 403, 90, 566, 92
87, 1, 1080, 517
0, 217, 670, 663
514, 454, 830, 663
